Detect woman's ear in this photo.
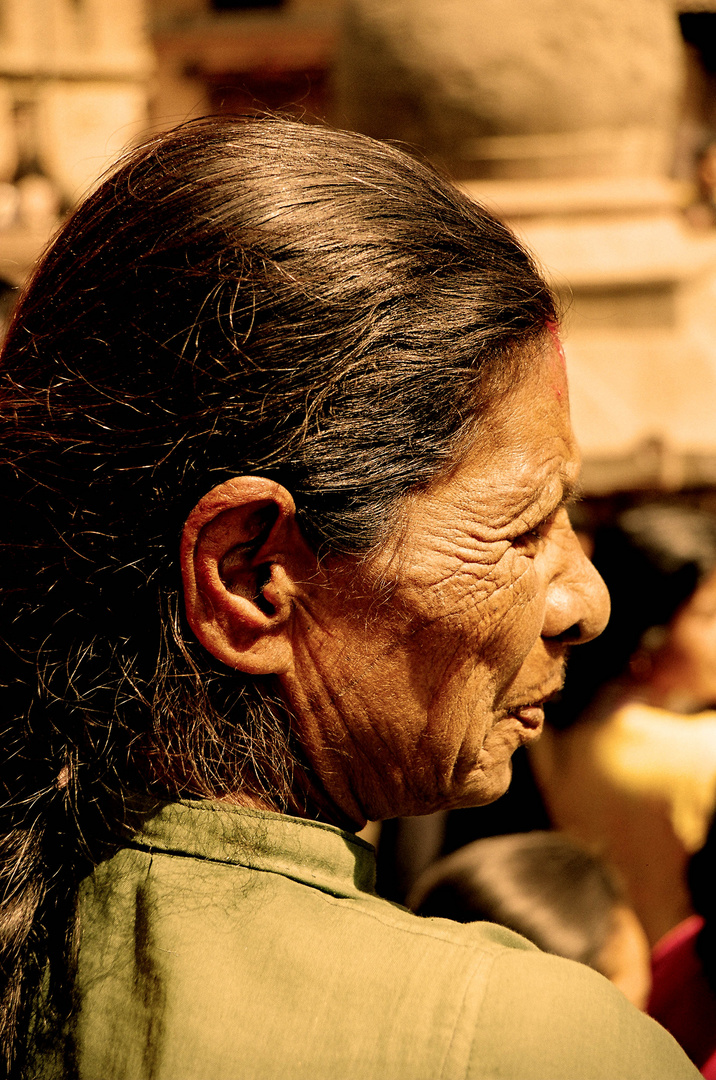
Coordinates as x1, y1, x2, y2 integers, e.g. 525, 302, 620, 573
180, 477, 314, 675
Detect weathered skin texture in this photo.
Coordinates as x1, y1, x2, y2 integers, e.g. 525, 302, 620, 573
282, 343, 610, 824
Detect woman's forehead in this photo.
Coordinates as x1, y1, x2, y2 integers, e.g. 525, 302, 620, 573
422, 350, 577, 516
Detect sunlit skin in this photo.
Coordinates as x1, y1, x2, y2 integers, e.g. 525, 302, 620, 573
182, 340, 610, 828
279, 342, 610, 826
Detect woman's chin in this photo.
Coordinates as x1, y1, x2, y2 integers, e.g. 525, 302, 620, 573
438, 761, 515, 813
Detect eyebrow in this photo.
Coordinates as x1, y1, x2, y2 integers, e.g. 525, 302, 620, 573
561, 475, 583, 507
539, 474, 582, 523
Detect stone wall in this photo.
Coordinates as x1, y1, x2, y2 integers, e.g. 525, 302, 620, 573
335, 0, 716, 491
334, 0, 684, 179
0, 0, 151, 289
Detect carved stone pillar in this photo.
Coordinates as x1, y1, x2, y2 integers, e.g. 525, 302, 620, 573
335, 0, 683, 179
335, 0, 716, 493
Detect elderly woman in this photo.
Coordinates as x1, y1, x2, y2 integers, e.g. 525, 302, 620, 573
0, 118, 696, 1079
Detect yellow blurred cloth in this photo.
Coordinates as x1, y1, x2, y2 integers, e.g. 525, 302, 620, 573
532, 704, 716, 945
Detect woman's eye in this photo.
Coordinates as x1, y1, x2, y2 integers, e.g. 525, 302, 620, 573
514, 513, 557, 548
514, 527, 544, 547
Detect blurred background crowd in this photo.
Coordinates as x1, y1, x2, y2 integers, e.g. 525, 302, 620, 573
6, 0, 716, 1074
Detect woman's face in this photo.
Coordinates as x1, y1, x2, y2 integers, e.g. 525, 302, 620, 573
650, 566, 716, 711
282, 344, 610, 824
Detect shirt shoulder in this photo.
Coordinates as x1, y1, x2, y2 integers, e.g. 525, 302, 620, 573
465, 943, 700, 1080
73, 825, 700, 1080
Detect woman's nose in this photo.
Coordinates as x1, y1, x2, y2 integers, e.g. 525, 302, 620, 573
541, 523, 611, 644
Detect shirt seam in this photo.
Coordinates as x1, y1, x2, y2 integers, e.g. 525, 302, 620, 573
123, 842, 513, 956
453, 950, 499, 1080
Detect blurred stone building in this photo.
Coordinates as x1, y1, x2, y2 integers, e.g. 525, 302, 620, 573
150, 0, 340, 125
332, 0, 716, 496
0, 0, 151, 301
0, 0, 338, 306
4, 0, 716, 496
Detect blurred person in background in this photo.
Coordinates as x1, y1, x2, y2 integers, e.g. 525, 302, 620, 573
409, 830, 652, 1011
649, 810, 716, 1076
533, 501, 716, 947
685, 141, 716, 230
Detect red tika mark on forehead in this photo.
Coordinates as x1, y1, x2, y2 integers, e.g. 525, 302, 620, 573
546, 320, 566, 368
546, 320, 566, 399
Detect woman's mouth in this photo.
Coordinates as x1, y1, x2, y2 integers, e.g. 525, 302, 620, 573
506, 678, 564, 735
512, 704, 545, 730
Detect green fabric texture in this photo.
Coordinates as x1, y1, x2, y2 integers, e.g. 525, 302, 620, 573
51, 801, 698, 1079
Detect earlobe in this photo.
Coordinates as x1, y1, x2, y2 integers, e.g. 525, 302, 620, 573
180, 477, 311, 676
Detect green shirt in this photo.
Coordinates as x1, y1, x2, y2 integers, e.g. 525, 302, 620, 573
52, 801, 698, 1079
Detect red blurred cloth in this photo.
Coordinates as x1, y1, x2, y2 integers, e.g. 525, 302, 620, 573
649, 914, 716, 1077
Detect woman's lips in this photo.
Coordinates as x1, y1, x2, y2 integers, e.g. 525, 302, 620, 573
506, 673, 565, 733
512, 704, 545, 730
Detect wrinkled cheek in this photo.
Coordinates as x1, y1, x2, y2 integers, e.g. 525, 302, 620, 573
476, 571, 544, 681
472, 722, 524, 801
478, 718, 518, 760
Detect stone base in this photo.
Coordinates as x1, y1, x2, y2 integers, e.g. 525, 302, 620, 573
460, 175, 716, 493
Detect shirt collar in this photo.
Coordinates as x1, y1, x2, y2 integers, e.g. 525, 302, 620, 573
127, 799, 378, 900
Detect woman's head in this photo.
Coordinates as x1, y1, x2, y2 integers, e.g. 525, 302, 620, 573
0, 116, 605, 830
548, 501, 716, 727
409, 831, 652, 1009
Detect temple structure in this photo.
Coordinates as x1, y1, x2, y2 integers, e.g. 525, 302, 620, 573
3, 0, 716, 492
334, 0, 716, 493
0, 0, 151, 302
150, 0, 339, 124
